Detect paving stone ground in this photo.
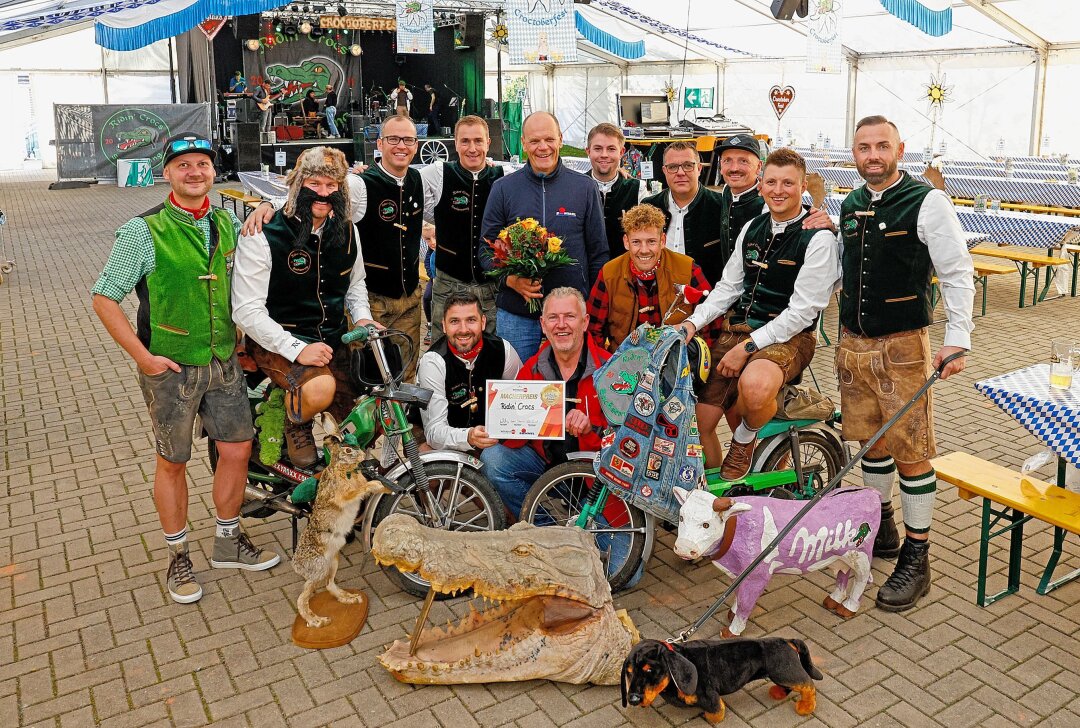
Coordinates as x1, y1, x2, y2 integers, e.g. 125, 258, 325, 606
2, 168, 1080, 727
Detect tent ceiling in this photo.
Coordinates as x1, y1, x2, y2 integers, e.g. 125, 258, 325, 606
2, 0, 1078, 55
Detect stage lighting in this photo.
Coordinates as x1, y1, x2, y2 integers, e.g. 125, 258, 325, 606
284, 21, 298, 36
310, 27, 324, 38
338, 5, 347, 16
245, 39, 261, 51
350, 43, 362, 56
299, 19, 312, 34
273, 17, 282, 32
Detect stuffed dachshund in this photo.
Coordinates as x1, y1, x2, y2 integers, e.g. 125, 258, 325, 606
621, 637, 823, 723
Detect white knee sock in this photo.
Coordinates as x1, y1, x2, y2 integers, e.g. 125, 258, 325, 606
862, 456, 896, 504
899, 469, 937, 536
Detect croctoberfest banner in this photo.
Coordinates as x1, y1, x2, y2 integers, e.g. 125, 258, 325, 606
396, 0, 434, 54
506, 0, 577, 65
53, 103, 211, 182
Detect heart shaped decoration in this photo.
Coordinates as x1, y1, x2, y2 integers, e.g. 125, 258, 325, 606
769, 85, 796, 120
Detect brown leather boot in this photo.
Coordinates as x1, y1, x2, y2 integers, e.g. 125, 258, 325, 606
720, 438, 756, 481
285, 420, 317, 468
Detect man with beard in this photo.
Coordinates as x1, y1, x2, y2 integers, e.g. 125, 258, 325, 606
245, 115, 426, 380
421, 115, 505, 342
416, 290, 521, 452
641, 141, 728, 284
585, 123, 647, 260
827, 115, 973, 612
93, 132, 279, 605
233, 146, 379, 467
586, 203, 710, 352
678, 149, 840, 475
480, 287, 609, 517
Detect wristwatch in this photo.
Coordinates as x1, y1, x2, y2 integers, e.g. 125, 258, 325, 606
743, 339, 759, 354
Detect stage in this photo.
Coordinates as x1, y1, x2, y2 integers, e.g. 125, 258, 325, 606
253, 135, 458, 170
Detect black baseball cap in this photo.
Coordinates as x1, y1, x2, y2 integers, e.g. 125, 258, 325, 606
162, 132, 216, 166
719, 134, 761, 158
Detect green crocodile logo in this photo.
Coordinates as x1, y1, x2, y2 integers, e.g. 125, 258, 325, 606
851, 522, 871, 547
265, 58, 341, 105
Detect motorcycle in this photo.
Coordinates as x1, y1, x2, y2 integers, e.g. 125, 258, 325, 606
208, 326, 506, 597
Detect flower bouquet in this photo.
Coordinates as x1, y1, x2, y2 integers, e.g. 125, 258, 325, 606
487, 218, 577, 313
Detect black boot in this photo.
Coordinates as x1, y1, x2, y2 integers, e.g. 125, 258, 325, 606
875, 538, 931, 612
873, 502, 901, 559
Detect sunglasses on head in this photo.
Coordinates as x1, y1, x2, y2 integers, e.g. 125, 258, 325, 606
168, 138, 212, 154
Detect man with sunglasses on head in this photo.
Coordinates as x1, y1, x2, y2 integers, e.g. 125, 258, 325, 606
92, 132, 280, 605
246, 115, 426, 380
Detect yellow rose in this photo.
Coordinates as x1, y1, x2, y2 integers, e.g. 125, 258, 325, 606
547, 236, 563, 253
537, 227, 548, 237
520, 219, 538, 231
498, 228, 509, 240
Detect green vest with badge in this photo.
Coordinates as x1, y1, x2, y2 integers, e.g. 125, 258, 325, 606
729, 211, 817, 331
839, 172, 934, 337
357, 165, 424, 299
136, 202, 236, 365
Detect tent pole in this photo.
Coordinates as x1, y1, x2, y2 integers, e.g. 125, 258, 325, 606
1029, 49, 1048, 156
168, 37, 177, 103
844, 56, 858, 147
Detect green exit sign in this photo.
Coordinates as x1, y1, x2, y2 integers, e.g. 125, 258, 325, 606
683, 88, 714, 109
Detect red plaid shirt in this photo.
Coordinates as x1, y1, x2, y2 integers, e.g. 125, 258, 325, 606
587, 263, 712, 347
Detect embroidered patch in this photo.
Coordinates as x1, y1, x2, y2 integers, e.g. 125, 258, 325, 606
685, 443, 703, 459
662, 399, 685, 421
378, 199, 398, 221
624, 414, 651, 437
555, 207, 577, 217
643, 327, 662, 344
689, 414, 699, 437
639, 371, 655, 390
287, 249, 312, 274
679, 464, 696, 483
634, 392, 656, 417
451, 191, 470, 210
746, 247, 760, 261
600, 429, 616, 449
619, 437, 640, 458
652, 437, 675, 457
599, 466, 631, 490
657, 413, 679, 438
646, 453, 662, 471
611, 371, 639, 393
640, 484, 654, 496
609, 455, 635, 478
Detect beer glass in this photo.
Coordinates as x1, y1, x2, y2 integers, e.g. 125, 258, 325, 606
1049, 340, 1080, 390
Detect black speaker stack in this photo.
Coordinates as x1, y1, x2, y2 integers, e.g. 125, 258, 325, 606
233, 14, 261, 39
232, 122, 261, 171
486, 118, 504, 162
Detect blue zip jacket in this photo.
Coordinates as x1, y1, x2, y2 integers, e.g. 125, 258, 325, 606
480, 160, 609, 318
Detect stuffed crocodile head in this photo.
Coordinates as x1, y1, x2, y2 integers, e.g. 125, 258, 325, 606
372, 515, 639, 685
265, 58, 338, 105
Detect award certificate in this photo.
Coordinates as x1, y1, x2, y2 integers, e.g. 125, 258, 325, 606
485, 380, 566, 440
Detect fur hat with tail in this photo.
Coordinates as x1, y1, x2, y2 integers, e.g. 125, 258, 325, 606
284, 146, 350, 219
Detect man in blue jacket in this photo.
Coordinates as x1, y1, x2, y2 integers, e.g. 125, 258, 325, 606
480, 111, 608, 361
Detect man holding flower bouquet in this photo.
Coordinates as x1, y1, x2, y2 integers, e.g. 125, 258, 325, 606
480, 112, 608, 362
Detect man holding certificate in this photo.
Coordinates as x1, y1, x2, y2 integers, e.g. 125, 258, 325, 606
480, 287, 610, 517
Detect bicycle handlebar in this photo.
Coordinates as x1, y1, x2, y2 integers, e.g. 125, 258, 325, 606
341, 324, 377, 345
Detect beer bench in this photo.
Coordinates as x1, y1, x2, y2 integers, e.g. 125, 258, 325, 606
969, 246, 1071, 308
930, 261, 1015, 318
218, 189, 262, 217
933, 451, 1080, 606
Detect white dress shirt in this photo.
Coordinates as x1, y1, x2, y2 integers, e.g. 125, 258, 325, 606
687, 209, 841, 350
416, 341, 523, 451
853, 178, 975, 350
233, 220, 373, 361
591, 172, 648, 203
664, 194, 694, 254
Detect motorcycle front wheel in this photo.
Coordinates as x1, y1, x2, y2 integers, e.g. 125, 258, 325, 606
372, 461, 507, 598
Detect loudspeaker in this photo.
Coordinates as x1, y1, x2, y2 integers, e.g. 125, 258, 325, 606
233, 14, 261, 39
486, 118, 504, 162
233, 97, 259, 124
457, 14, 483, 49
770, 0, 808, 20
480, 98, 496, 118
232, 122, 261, 172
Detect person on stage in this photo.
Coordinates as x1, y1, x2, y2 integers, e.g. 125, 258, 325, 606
228, 71, 247, 94
390, 80, 413, 117
323, 83, 340, 139
423, 83, 440, 132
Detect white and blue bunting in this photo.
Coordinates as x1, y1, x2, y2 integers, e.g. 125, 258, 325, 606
878, 0, 953, 37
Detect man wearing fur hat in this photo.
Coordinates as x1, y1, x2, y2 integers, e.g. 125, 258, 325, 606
233, 146, 379, 467
245, 115, 426, 382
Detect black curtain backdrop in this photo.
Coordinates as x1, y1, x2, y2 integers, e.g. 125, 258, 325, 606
210, 16, 485, 124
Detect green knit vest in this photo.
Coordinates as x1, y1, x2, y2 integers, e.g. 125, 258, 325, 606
137, 203, 236, 365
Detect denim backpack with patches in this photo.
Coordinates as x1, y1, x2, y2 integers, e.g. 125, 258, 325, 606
593, 324, 704, 524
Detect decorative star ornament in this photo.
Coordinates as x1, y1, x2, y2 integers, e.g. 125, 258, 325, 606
924, 73, 952, 113
491, 23, 508, 45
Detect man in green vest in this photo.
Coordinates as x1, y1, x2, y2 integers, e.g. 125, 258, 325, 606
679, 149, 840, 478
233, 146, 380, 467
833, 115, 973, 612
92, 132, 280, 605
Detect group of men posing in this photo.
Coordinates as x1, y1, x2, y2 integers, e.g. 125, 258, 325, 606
94, 109, 973, 620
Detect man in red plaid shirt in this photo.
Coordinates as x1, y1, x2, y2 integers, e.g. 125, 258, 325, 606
586, 204, 710, 352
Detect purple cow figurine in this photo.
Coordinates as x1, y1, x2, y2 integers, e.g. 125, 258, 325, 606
672, 486, 880, 637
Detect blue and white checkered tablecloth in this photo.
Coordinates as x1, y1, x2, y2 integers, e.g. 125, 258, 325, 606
944, 175, 1080, 209
955, 210, 1078, 249
976, 364, 1080, 467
